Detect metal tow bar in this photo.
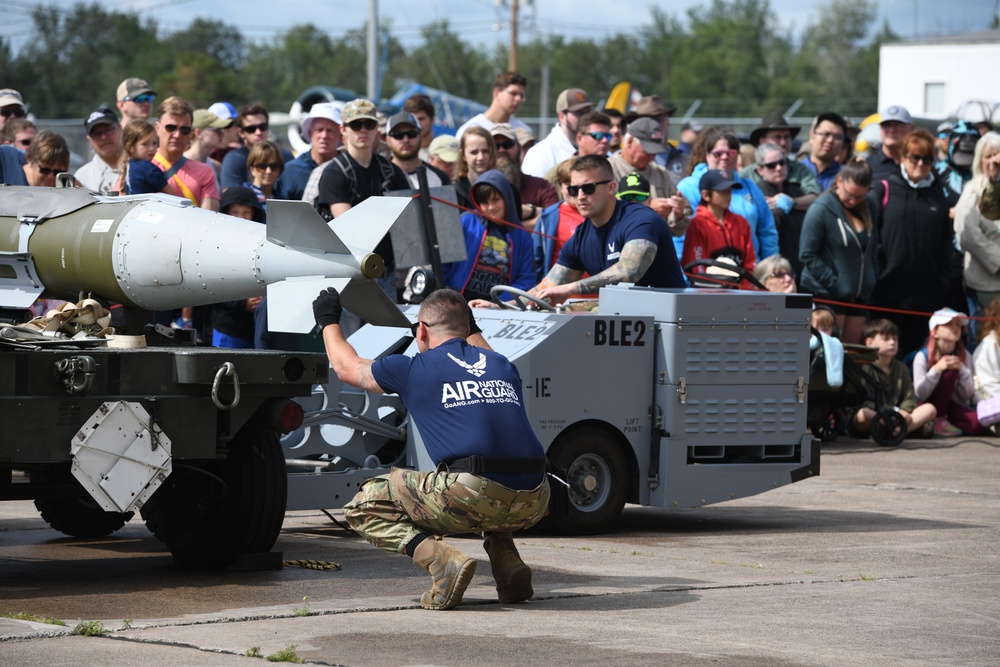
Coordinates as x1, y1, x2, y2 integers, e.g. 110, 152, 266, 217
211, 361, 241, 410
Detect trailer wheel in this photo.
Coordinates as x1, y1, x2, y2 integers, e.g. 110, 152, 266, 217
871, 409, 907, 447
140, 422, 287, 567
548, 429, 628, 535
34, 497, 134, 538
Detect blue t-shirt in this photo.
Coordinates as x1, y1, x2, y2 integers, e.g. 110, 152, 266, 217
556, 200, 685, 288
371, 338, 545, 489
125, 159, 168, 195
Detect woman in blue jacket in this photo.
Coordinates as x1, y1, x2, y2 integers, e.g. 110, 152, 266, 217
676, 126, 779, 262
442, 169, 536, 301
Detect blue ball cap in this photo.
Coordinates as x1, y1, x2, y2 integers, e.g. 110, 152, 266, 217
699, 169, 743, 193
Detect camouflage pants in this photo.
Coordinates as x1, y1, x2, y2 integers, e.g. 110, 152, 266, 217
344, 466, 550, 554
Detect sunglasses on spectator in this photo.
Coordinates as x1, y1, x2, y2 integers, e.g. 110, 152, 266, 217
34, 163, 65, 176
619, 193, 649, 203
15, 138, 31, 147
906, 153, 934, 165
347, 119, 378, 132
584, 131, 612, 142
389, 130, 420, 140
241, 122, 269, 134
124, 94, 155, 105
494, 139, 516, 150
711, 149, 736, 159
252, 162, 282, 171
759, 158, 787, 170
567, 180, 612, 197
1, 107, 26, 119
164, 124, 193, 135
89, 126, 116, 139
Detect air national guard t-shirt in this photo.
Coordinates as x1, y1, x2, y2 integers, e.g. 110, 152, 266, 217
371, 338, 544, 489
556, 199, 686, 288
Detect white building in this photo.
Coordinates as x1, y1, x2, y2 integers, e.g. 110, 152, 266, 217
879, 29, 1000, 123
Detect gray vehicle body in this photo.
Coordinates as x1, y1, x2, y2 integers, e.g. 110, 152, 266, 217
284, 284, 819, 533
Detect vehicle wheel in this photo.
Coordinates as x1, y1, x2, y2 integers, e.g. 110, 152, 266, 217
812, 410, 844, 442
34, 497, 134, 538
871, 409, 907, 447
140, 422, 287, 567
548, 428, 629, 535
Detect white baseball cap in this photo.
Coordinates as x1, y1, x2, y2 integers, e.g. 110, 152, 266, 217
300, 101, 344, 142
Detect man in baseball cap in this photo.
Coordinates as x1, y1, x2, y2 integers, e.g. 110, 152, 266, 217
868, 105, 914, 177
0, 89, 26, 131
278, 101, 343, 201
75, 107, 121, 195
428, 135, 459, 181
521, 88, 593, 179
385, 111, 450, 188
625, 95, 687, 175
608, 117, 691, 235
116, 77, 156, 126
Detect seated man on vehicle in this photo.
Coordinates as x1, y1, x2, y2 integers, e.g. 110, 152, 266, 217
469, 154, 685, 309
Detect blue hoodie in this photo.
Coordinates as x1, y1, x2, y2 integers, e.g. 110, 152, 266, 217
442, 169, 536, 299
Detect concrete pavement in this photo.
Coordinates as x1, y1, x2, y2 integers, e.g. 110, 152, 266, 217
2, 436, 998, 665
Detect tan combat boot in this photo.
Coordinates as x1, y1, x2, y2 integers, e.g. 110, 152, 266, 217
412, 536, 477, 610
483, 531, 533, 603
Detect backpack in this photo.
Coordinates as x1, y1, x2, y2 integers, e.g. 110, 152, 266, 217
329, 152, 398, 207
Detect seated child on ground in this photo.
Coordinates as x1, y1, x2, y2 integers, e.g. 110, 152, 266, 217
852, 319, 936, 438
913, 308, 983, 437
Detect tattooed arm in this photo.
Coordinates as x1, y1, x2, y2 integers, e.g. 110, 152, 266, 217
534, 239, 658, 304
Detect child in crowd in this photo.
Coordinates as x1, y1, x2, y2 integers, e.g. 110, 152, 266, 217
811, 306, 837, 337
118, 119, 168, 195
912, 308, 983, 436
852, 319, 937, 438
442, 169, 535, 302
681, 169, 756, 288
210, 188, 264, 349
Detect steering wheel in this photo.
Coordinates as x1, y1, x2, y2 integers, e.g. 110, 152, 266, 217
490, 285, 557, 312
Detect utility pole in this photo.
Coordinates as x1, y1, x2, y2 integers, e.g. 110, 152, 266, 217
368, 0, 378, 101
508, 0, 519, 72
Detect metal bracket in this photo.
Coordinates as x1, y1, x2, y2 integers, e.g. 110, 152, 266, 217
676, 377, 687, 404
795, 376, 806, 403
54, 355, 97, 396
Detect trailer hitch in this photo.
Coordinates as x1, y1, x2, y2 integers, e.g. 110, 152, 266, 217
54, 355, 97, 396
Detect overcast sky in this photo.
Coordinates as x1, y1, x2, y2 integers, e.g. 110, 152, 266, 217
2, 0, 996, 49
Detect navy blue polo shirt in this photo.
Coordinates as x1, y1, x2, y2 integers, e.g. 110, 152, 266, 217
556, 200, 685, 288
371, 338, 545, 489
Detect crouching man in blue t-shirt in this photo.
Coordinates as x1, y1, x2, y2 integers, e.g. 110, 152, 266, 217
313, 287, 550, 611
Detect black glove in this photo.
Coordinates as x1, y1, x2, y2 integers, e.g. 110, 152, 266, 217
467, 304, 482, 336
313, 288, 343, 329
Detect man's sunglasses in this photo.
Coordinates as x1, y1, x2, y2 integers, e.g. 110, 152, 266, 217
759, 158, 787, 170
164, 124, 193, 135
347, 119, 378, 132
124, 94, 155, 105
389, 130, 419, 140
0, 107, 26, 119
619, 193, 649, 203
584, 131, 612, 142
241, 122, 269, 134
34, 163, 65, 176
494, 139, 516, 150
567, 180, 612, 198
408, 320, 444, 337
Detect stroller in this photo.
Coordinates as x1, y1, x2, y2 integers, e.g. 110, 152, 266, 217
807, 338, 907, 447
681, 258, 906, 447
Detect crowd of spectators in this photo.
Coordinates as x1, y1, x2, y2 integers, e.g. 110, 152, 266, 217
3, 74, 1000, 439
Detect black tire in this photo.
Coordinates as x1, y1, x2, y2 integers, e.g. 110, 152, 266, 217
871, 409, 908, 447
813, 410, 844, 442
140, 422, 287, 567
548, 428, 629, 535
34, 497, 134, 538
